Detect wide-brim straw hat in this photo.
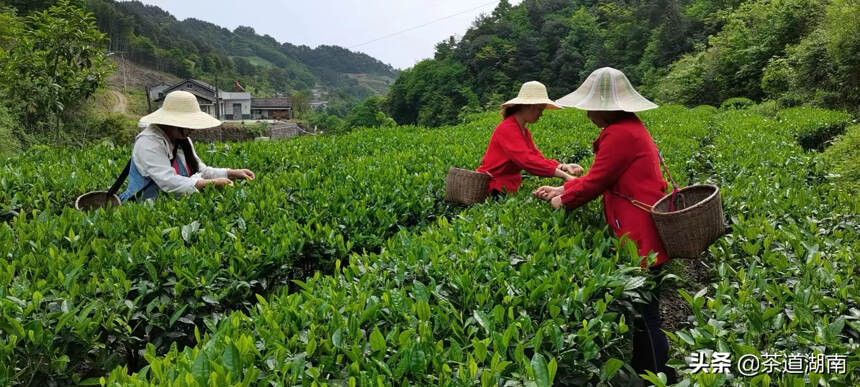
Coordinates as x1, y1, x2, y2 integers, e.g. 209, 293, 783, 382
139, 90, 222, 129
555, 67, 657, 112
502, 81, 562, 110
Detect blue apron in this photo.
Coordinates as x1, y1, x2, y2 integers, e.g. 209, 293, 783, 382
117, 147, 189, 202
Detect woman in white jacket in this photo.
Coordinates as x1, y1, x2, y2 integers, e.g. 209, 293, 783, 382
119, 91, 255, 202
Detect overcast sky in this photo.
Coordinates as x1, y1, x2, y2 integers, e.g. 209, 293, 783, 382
134, 0, 522, 70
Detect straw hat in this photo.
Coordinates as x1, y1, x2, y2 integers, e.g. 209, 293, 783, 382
139, 91, 222, 129
502, 81, 562, 109
555, 67, 657, 112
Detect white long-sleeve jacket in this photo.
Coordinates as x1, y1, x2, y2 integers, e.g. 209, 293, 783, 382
131, 125, 229, 195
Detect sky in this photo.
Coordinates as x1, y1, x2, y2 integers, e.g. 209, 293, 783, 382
135, 0, 522, 70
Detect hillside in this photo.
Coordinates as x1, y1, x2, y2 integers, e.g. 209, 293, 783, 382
106, 56, 180, 91
387, 0, 860, 127
83, 0, 397, 100
99, 56, 178, 117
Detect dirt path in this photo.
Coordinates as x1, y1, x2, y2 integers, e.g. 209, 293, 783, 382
659, 258, 712, 332
109, 89, 128, 113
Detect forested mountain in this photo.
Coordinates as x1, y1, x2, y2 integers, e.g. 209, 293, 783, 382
0, 0, 402, 152
388, 0, 859, 127
76, 0, 396, 99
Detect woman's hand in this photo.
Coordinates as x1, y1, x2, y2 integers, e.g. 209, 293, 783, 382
195, 178, 234, 190
550, 196, 563, 209
557, 163, 584, 176
533, 185, 563, 201
228, 169, 256, 181
553, 168, 575, 181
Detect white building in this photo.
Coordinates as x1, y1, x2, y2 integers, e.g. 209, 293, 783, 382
218, 91, 251, 120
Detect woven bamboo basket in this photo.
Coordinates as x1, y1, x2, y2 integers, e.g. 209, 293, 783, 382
445, 167, 492, 205
650, 184, 724, 259
75, 191, 121, 211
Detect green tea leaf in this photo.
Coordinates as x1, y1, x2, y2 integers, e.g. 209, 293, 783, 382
473, 310, 491, 334
223, 342, 241, 373
531, 353, 549, 387
370, 327, 386, 353
192, 351, 210, 381
603, 358, 623, 380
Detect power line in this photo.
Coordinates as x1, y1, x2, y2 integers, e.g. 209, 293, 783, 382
347, 0, 499, 49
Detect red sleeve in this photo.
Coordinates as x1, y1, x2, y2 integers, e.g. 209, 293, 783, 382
561, 128, 633, 209
496, 124, 559, 177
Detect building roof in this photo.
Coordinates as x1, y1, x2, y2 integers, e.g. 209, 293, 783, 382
252, 98, 292, 108
194, 79, 216, 91
219, 91, 251, 100
154, 88, 215, 103
168, 79, 215, 93
154, 79, 217, 102
149, 84, 170, 100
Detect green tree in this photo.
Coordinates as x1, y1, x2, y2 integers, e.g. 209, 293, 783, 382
0, 104, 19, 155
305, 110, 344, 133
819, 0, 860, 108
1, 0, 112, 137
344, 97, 396, 130
387, 59, 478, 126
290, 90, 311, 117
0, 0, 57, 14
652, 0, 824, 105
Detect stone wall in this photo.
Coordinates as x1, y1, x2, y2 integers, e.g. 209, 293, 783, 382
192, 126, 256, 143
270, 123, 304, 139
192, 122, 309, 143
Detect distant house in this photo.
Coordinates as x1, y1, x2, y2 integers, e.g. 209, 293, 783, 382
309, 101, 329, 110
152, 79, 219, 117
251, 98, 293, 119
148, 82, 170, 102
151, 79, 252, 120
218, 91, 251, 120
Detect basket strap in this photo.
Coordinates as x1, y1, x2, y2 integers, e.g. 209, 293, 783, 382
609, 190, 653, 213
107, 159, 132, 197
657, 151, 683, 211
606, 148, 683, 213
657, 151, 679, 191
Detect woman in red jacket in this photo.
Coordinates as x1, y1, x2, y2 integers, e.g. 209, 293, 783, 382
533, 67, 677, 382
477, 81, 581, 194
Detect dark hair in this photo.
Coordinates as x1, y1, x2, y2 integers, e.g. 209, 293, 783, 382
501, 104, 522, 118
174, 138, 200, 176
593, 110, 637, 125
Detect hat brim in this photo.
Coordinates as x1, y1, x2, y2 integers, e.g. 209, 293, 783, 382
501, 97, 562, 110
139, 109, 222, 130
557, 103, 658, 112
555, 68, 658, 112
555, 95, 657, 112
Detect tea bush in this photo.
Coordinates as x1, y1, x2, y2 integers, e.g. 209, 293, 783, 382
0, 105, 20, 156
719, 98, 755, 111
821, 124, 860, 193
664, 109, 859, 386
1, 105, 857, 386
775, 107, 854, 151
1, 119, 508, 384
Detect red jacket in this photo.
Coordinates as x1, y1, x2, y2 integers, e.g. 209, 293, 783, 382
560, 117, 669, 267
477, 115, 560, 193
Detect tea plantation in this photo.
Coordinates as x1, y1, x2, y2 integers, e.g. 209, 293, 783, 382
0, 106, 857, 386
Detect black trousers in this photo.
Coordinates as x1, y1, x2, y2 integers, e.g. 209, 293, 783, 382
632, 265, 678, 383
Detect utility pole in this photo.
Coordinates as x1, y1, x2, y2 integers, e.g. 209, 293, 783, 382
215, 73, 220, 120
144, 85, 152, 113
122, 51, 127, 90
107, 50, 128, 90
